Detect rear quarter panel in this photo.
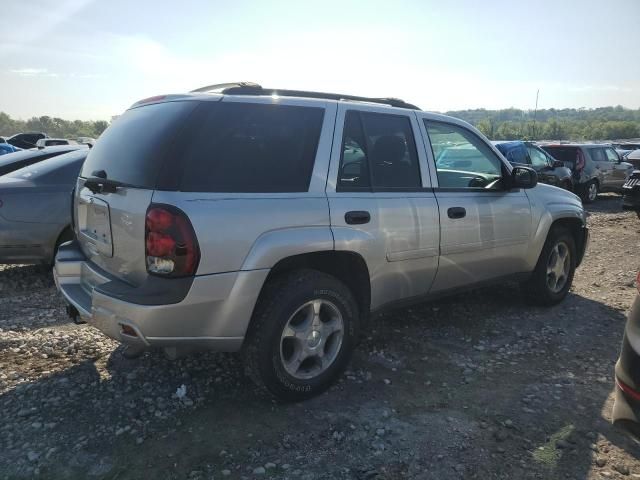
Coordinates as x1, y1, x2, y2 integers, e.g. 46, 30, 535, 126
149, 192, 334, 274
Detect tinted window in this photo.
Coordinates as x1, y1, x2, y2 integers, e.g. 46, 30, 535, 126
425, 121, 503, 189
178, 103, 324, 193
81, 101, 197, 187
527, 145, 550, 168
8, 150, 87, 184
540, 146, 578, 165
337, 111, 421, 191
338, 111, 370, 189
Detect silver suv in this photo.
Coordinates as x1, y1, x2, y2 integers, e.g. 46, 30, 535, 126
54, 83, 589, 401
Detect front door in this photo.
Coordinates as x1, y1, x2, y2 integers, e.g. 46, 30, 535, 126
418, 118, 532, 292
604, 146, 629, 189
326, 104, 439, 310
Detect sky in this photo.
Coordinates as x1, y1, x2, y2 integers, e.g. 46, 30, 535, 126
1, 0, 639, 120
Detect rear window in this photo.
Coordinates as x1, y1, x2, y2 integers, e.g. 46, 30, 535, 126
80, 101, 198, 187
540, 146, 578, 165
176, 102, 324, 193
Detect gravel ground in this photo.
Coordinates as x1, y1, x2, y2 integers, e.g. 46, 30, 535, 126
1, 193, 639, 480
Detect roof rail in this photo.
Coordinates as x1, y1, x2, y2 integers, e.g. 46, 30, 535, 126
190, 82, 420, 110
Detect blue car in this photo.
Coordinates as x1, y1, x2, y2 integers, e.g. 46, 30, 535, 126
0, 143, 18, 156
493, 140, 573, 191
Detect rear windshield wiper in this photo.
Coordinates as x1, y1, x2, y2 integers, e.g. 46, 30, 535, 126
84, 170, 131, 194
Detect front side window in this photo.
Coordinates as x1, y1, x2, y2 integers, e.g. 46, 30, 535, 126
527, 145, 550, 168
337, 111, 421, 191
424, 121, 503, 189
605, 148, 620, 163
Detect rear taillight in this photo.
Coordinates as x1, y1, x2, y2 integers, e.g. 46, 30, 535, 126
576, 150, 585, 171
637, 271, 640, 294
145, 205, 200, 277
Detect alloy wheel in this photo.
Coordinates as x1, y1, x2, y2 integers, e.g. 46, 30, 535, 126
280, 299, 344, 380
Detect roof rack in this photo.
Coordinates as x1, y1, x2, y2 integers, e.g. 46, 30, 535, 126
190, 82, 420, 110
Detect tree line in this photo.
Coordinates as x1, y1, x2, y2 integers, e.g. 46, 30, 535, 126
445, 106, 640, 141
0, 112, 109, 140
1, 106, 639, 142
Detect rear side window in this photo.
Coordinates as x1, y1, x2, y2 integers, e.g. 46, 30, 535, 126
81, 101, 197, 187
541, 146, 578, 165
589, 148, 606, 162
337, 111, 421, 191
178, 103, 324, 193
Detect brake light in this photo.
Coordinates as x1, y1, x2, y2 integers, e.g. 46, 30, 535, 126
616, 377, 640, 402
637, 271, 640, 294
145, 205, 200, 277
576, 150, 585, 171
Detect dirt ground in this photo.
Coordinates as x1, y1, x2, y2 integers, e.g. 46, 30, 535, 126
1, 193, 639, 480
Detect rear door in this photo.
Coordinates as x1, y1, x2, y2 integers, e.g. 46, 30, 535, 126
588, 147, 614, 188
75, 100, 200, 285
418, 116, 531, 292
327, 104, 439, 310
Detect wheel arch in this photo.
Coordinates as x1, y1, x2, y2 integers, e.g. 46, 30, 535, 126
259, 250, 372, 320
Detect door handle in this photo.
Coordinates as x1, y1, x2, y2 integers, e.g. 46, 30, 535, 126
345, 211, 370, 225
447, 207, 466, 219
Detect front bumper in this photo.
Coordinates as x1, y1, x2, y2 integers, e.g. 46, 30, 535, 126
622, 172, 640, 211
576, 225, 589, 268
54, 241, 269, 352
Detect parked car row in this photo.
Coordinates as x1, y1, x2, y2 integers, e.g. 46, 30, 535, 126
0, 132, 95, 155
540, 143, 635, 203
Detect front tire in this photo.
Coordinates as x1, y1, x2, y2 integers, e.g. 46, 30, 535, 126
243, 269, 359, 401
522, 227, 576, 306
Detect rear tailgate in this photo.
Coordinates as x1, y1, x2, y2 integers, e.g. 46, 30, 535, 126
76, 181, 153, 285
75, 99, 200, 286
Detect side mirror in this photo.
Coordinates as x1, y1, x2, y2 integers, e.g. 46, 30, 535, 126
511, 166, 538, 189
552, 160, 564, 168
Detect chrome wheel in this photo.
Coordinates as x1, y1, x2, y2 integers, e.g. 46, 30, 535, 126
587, 182, 598, 201
280, 299, 344, 380
546, 241, 571, 293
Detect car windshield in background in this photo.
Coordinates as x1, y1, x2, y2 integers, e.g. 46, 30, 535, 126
80, 100, 198, 188
7, 149, 87, 183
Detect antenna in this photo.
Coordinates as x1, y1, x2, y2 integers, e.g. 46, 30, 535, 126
532, 89, 540, 139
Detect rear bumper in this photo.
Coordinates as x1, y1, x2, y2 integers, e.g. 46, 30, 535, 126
54, 241, 269, 352
612, 296, 640, 437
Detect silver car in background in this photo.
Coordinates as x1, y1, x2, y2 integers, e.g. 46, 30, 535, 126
0, 149, 88, 264
55, 83, 588, 401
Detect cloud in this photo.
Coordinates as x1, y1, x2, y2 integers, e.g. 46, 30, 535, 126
9, 68, 59, 77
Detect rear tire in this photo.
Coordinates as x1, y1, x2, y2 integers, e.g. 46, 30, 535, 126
581, 180, 598, 203
521, 227, 576, 306
243, 269, 359, 402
